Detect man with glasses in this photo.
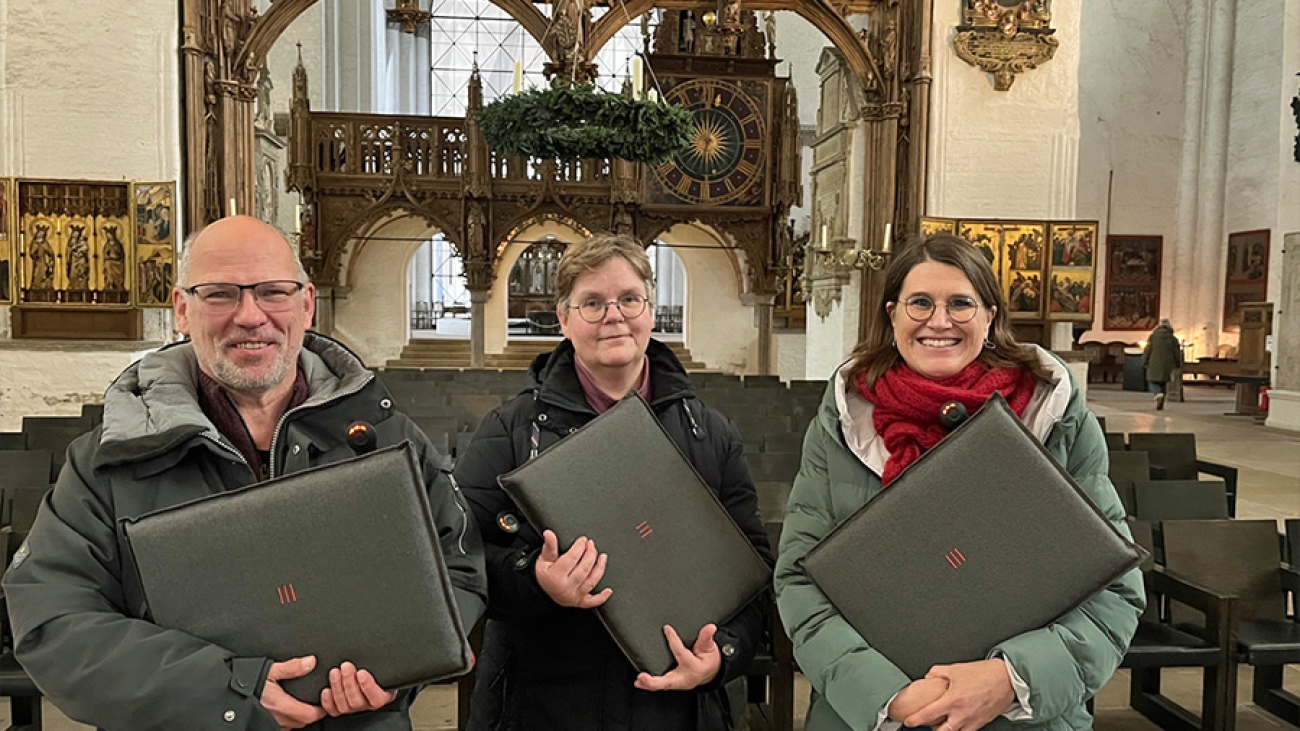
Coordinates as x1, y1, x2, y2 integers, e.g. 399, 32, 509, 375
4, 216, 486, 730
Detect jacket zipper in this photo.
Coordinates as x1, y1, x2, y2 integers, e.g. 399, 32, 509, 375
446, 473, 470, 555
267, 372, 375, 478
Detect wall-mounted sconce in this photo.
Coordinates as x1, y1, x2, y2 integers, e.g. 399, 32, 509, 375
802, 224, 893, 319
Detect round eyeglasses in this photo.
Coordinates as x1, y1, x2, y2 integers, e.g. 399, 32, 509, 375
898, 295, 982, 324
569, 294, 650, 323
183, 280, 306, 313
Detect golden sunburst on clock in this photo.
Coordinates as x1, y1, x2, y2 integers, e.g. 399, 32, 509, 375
650, 78, 768, 206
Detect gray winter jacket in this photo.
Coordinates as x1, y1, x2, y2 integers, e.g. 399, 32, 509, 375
2, 332, 487, 731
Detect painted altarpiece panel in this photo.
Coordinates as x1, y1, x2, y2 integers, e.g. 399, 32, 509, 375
1047, 222, 1097, 321
1223, 229, 1269, 331
16, 181, 132, 306
920, 217, 956, 236
999, 222, 1045, 320
1103, 235, 1161, 331
133, 182, 177, 307
0, 179, 12, 304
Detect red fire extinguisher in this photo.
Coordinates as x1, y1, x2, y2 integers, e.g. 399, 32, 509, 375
1259, 385, 1271, 415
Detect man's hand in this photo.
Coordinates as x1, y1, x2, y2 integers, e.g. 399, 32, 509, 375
903, 659, 1016, 731
534, 530, 612, 609
633, 624, 722, 692
261, 656, 327, 729
888, 677, 950, 721
321, 661, 398, 716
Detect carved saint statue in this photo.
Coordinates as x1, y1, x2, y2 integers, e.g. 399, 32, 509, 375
28, 224, 56, 290
549, 0, 588, 68
255, 63, 274, 130
102, 225, 126, 290
682, 11, 696, 53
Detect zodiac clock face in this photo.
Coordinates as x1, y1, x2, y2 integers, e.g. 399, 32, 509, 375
651, 78, 767, 206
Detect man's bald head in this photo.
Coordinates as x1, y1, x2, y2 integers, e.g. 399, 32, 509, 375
177, 216, 309, 288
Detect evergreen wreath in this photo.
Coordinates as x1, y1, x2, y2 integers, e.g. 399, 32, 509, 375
476, 83, 694, 163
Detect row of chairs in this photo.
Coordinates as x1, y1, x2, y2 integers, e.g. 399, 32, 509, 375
1120, 517, 1300, 731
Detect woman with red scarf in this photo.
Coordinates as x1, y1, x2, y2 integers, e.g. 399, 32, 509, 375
774, 234, 1143, 731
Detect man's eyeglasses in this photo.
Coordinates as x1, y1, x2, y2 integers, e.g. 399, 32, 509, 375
183, 280, 306, 313
898, 295, 982, 324
569, 294, 650, 323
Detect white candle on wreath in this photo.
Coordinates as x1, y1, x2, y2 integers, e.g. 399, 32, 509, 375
228, 198, 237, 217
632, 57, 644, 101
512, 62, 523, 94
647, 88, 659, 103
882, 222, 892, 253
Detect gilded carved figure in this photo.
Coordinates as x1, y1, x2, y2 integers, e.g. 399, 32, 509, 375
102, 225, 127, 291
66, 224, 90, 290
29, 224, 56, 290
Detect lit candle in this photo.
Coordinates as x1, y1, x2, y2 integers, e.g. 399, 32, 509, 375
228, 198, 237, 217
821, 224, 829, 251
512, 62, 523, 94
632, 57, 643, 101
882, 222, 892, 253
295, 204, 302, 233
647, 88, 659, 103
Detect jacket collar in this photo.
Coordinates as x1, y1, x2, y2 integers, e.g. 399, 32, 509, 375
96, 331, 373, 468
527, 338, 696, 414
829, 345, 1074, 475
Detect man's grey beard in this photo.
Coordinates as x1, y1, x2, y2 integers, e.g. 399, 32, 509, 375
209, 347, 295, 394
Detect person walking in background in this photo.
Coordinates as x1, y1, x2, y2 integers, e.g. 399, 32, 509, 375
1143, 319, 1181, 410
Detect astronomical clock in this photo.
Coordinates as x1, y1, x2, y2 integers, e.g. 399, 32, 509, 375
646, 76, 773, 209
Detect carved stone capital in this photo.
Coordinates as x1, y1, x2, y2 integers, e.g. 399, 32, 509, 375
387, 2, 432, 34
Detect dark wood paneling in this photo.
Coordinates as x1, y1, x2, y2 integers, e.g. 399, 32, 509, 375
11, 306, 143, 340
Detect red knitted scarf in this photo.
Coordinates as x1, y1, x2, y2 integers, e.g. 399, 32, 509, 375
859, 361, 1038, 485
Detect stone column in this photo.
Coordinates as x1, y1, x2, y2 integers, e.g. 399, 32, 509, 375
323, 0, 383, 112
742, 292, 776, 375
470, 289, 489, 368
1172, 0, 1235, 358
1266, 233, 1300, 432
384, 2, 432, 115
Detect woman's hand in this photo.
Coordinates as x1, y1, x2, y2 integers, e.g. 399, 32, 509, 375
534, 530, 612, 609
903, 659, 1016, 731
633, 624, 722, 691
887, 677, 949, 721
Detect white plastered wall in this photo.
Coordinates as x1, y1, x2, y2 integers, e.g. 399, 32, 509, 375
332, 214, 431, 366
926, 3, 1082, 221
658, 224, 756, 374
1076, 1, 1187, 345
0, 0, 180, 419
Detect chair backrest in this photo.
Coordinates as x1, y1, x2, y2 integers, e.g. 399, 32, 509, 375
1131, 480, 1229, 523
6, 487, 49, 534
0, 433, 26, 451
0, 451, 55, 495
1127, 433, 1198, 480
1126, 518, 1158, 621
1286, 519, 1300, 565
1104, 432, 1127, 452
1109, 450, 1151, 483
1095, 416, 1107, 433
1162, 519, 1286, 624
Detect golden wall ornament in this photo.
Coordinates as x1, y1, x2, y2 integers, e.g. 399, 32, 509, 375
0, 178, 13, 304
387, 0, 431, 35
952, 0, 1058, 91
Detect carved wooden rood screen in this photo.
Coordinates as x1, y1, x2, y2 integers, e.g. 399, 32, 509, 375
282, 12, 805, 320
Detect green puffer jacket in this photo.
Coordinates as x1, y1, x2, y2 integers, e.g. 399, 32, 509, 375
774, 347, 1144, 731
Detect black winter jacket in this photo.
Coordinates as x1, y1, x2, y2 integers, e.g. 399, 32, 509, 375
453, 339, 773, 731
3, 333, 488, 731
